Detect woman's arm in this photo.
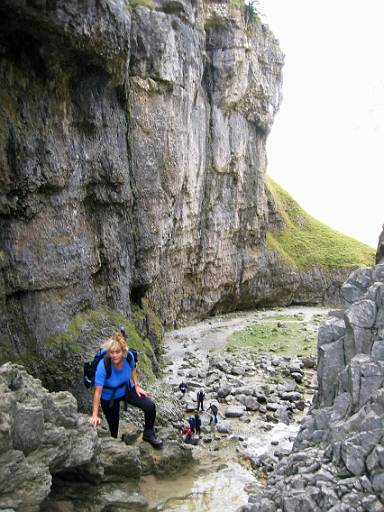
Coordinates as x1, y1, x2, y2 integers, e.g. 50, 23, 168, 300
131, 367, 148, 398
88, 386, 103, 426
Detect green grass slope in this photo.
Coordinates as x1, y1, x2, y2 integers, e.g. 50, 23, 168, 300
266, 177, 375, 269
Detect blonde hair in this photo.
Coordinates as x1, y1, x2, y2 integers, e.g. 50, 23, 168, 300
103, 332, 128, 357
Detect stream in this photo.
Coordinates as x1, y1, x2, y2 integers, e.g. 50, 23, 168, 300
139, 305, 329, 511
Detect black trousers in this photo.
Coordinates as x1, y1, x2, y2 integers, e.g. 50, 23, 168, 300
197, 399, 204, 411
101, 389, 156, 439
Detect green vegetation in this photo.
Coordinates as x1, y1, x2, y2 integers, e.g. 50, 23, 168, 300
43, 306, 161, 382
311, 313, 327, 324
244, 0, 260, 24
204, 15, 230, 30
261, 312, 305, 321
127, 0, 155, 9
226, 320, 317, 357
266, 177, 375, 269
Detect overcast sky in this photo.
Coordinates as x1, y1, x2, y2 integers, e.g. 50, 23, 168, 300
257, 0, 383, 248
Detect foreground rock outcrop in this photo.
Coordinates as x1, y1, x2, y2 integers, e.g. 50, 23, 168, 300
0, 362, 190, 512
0, 0, 369, 375
241, 264, 384, 512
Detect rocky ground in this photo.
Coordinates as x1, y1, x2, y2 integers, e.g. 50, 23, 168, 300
142, 306, 328, 511
0, 306, 328, 512
239, 264, 384, 512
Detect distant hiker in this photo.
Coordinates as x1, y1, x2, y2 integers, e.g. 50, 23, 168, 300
376, 224, 384, 264
196, 389, 205, 411
179, 381, 188, 395
207, 403, 218, 425
188, 415, 196, 433
194, 413, 202, 436
88, 331, 162, 449
181, 425, 193, 442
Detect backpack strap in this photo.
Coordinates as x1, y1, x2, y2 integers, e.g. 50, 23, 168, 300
104, 355, 112, 379
127, 350, 136, 368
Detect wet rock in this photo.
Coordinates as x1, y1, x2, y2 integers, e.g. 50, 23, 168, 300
209, 356, 231, 374
280, 391, 302, 402
231, 366, 246, 376
139, 441, 193, 476
99, 440, 141, 482
291, 372, 303, 383
233, 386, 255, 396
98, 488, 148, 511
217, 385, 232, 399
121, 429, 141, 446
274, 448, 291, 459
216, 421, 232, 434
224, 405, 246, 418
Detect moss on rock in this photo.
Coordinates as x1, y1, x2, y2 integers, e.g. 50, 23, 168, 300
19, 304, 164, 412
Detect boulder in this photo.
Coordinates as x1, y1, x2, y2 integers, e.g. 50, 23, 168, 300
0, 363, 100, 511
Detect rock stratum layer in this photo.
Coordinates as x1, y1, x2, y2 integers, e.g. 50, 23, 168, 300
242, 263, 384, 512
0, 0, 366, 365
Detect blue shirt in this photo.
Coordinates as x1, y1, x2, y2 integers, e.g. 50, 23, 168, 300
95, 357, 135, 400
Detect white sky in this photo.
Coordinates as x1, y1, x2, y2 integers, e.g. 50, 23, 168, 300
257, 0, 383, 248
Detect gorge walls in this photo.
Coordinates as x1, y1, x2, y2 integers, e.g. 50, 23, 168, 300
0, 0, 363, 372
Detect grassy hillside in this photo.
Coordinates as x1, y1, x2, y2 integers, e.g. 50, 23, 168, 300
266, 177, 375, 269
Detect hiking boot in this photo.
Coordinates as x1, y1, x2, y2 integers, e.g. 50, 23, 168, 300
142, 429, 163, 449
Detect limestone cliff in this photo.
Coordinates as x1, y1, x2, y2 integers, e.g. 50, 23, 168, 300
242, 264, 384, 511
0, 0, 372, 373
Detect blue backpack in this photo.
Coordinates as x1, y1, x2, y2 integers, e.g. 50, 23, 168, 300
83, 347, 139, 389
188, 416, 196, 431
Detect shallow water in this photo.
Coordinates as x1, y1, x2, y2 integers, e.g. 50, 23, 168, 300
143, 305, 328, 511
140, 461, 258, 512
44, 306, 327, 512
138, 409, 302, 511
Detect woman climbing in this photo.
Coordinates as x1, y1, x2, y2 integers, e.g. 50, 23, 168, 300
88, 331, 163, 449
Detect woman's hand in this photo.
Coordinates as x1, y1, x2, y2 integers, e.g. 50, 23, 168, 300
88, 415, 102, 427
134, 384, 148, 398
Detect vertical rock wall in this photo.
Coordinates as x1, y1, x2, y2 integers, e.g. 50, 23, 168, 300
243, 263, 384, 511
0, 0, 354, 367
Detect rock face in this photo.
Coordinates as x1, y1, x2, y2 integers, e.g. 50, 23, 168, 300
0, 362, 191, 511
0, 363, 99, 511
241, 263, 384, 512
0, 0, 356, 366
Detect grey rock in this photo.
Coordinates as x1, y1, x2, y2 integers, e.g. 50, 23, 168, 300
224, 405, 245, 418
317, 338, 345, 406
318, 317, 346, 347
0, 363, 99, 509
216, 421, 232, 434
217, 386, 232, 399
341, 268, 373, 305
243, 396, 260, 411
371, 339, 384, 360
231, 365, 246, 376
